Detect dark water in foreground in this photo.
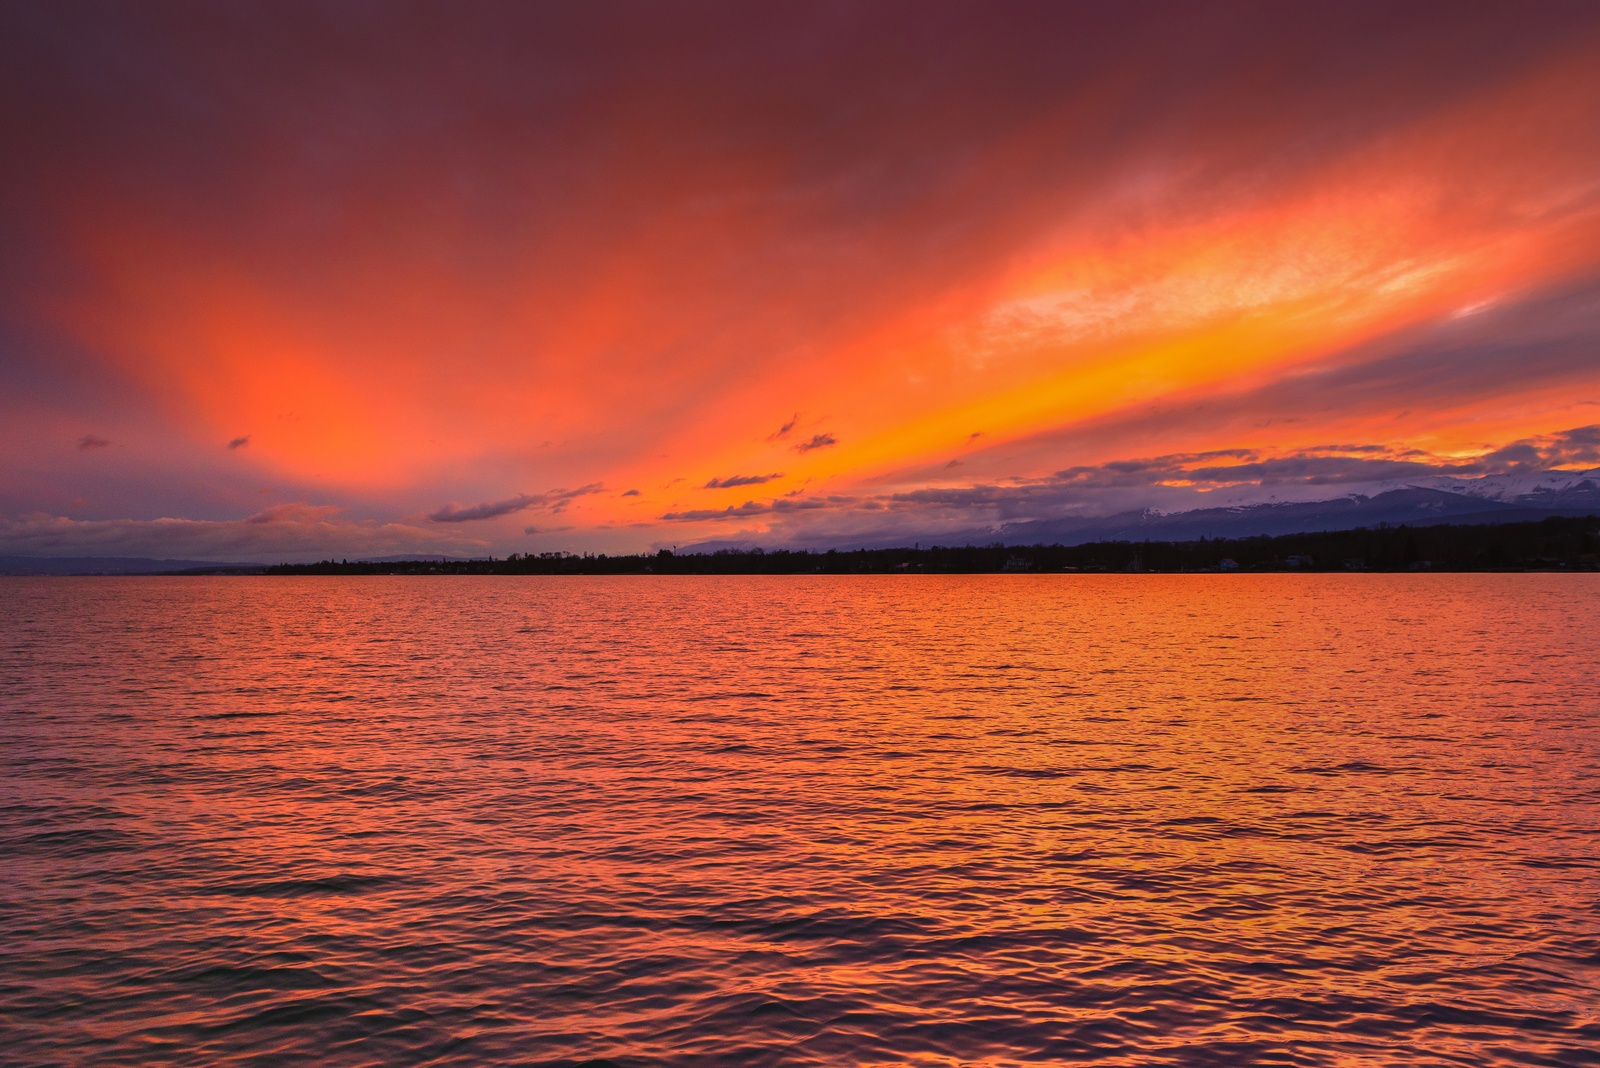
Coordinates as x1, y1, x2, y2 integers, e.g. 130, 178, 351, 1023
2, 576, 1599, 1067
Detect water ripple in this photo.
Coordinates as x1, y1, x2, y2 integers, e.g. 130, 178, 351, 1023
2, 574, 1599, 1066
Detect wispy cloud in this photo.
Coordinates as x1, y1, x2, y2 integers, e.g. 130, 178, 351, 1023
704, 472, 784, 489
228, 436, 250, 449
430, 483, 604, 523
430, 494, 541, 523
663, 501, 773, 522
793, 433, 837, 452
767, 414, 799, 441
662, 496, 839, 522
76, 435, 110, 450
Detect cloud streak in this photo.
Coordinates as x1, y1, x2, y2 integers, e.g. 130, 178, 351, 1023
704, 473, 784, 489
430, 484, 603, 523
793, 433, 837, 453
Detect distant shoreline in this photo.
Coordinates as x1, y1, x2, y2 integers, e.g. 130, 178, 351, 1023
5, 515, 1596, 577
149, 514, 1600, 575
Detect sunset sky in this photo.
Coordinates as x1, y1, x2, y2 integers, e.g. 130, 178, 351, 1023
3, 1, 1600, 560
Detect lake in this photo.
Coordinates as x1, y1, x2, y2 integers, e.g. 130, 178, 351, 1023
3, 575, 1598, 1066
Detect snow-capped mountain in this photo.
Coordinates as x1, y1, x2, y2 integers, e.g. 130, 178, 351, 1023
991, 469, 1600, 546
1403, 467, 1600, 503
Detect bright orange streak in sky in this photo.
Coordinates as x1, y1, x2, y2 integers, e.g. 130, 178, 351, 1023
627, 55, 1600, 534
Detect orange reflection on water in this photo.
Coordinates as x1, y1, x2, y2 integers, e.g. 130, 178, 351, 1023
2, 574, 1598, 1065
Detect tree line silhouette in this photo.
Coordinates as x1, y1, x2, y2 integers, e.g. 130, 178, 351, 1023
248, 516, 1600, 575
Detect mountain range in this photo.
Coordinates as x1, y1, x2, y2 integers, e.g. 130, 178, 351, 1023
3, 471, 1598, 571
989, 468, 1600, 545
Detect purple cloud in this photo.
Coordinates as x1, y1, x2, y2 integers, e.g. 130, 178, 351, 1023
705, 473, 784, 489
430, 483, 604, 523
794, 433, 837, 453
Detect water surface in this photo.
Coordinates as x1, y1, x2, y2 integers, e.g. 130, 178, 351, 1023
3, 575, 1599, 1066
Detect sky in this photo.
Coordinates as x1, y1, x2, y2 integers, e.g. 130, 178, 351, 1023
3, 0, 1600, 560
